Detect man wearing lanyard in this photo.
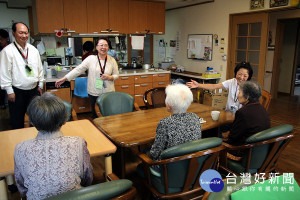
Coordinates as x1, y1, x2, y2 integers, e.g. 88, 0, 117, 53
0, 22, 44, 129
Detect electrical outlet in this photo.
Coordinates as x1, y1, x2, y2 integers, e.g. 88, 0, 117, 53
219, 47, 225, 53
221, 38, 225, 44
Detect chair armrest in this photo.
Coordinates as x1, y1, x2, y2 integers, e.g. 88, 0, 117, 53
134, 102, 141, 111
107, 173, 119, 181
71, 109, 78, 121
137, 152, 155, 164
24, 113, 30, 128
95, 104, 103, 117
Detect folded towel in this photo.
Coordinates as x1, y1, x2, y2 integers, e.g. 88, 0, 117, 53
131, 36, 144, 50
74, 77, 88, 98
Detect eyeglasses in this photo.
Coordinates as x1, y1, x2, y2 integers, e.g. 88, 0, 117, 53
97, 44, 108, 48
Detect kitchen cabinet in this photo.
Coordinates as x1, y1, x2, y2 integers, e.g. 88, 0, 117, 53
129, 1, 165, 34
33, 0, 64, 34
63, 0, 87, 33
115, 72, 170, 107
33, 0, 87, 34
87, 0, 129, 34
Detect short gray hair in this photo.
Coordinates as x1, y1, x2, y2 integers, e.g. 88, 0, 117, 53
27, 92, 67, 132
239, 81, 262, 103
165, 84, 193, 114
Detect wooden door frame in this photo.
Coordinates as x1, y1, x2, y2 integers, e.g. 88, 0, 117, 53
290, 21, 300, 96
227, 12, 269, 87
271, 18, 300, 98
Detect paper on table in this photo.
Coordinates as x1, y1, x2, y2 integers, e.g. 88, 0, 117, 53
131, 36, 144, 50
200, 118, 206, 124
37, 41, 46, 55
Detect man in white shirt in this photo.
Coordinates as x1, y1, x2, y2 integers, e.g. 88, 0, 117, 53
0, 22, 44, 129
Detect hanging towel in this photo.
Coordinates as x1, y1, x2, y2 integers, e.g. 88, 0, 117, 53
131, 36, 144, 50
74, 77, 88, 98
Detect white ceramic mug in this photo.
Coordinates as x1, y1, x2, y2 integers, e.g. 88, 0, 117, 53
211, 111, 220, 121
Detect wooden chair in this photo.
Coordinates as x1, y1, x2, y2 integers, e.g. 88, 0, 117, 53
143, 87, 166, 109
24, 100, 78, 128
96, 91, 140, 117
260, 89, 272, 110
45, 173, 136, 200
137, 138, 224, 199
219, 124, 294, 176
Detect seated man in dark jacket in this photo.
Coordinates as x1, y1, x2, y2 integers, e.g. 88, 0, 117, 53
224, 81, 270, 158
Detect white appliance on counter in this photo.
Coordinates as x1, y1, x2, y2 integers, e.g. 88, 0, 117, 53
158, 61, 175, 70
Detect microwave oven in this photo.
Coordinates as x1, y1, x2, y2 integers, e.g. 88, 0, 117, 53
46, 56, 65, 66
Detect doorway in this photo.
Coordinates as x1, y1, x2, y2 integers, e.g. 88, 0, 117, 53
272, 18, 300, 97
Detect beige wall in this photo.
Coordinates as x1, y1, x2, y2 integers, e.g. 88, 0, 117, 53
154, 0, 298, 84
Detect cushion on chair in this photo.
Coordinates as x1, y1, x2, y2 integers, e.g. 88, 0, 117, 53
45, 179, 132, 200
140, 138, 222, 194
63, 100, 73, 121
96, 92, 134, 117
161, 137, 223, 159
245, 124, 293, 144
227, 124, 293, 174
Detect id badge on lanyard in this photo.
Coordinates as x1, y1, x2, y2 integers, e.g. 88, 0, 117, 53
96, 55, 107, 89
14, 42, 34, 77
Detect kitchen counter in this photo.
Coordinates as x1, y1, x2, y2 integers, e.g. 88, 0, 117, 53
119, 69, 170, 76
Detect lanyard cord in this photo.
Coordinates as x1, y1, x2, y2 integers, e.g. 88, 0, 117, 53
97, 55, 107, 75
234, 84, 239, 103
14, 42, 28, 64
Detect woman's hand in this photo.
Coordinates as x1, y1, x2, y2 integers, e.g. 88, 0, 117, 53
186, 80, 199, 89
101, 74, 112, 81
55, 77, 67, 88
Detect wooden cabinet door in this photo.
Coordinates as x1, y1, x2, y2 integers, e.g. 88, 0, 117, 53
129, 0, 147, 34
109, 0, 129, 33
87, 0, 109, 33
35, 0, 64, 33
47, 88, 71, 103
147, 1, 165, 34
63, 0, 87, 33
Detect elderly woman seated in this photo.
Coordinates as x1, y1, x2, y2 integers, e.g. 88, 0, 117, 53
224, 81, 270, 159
14, 92, 93, 200
149, 84, 202, 160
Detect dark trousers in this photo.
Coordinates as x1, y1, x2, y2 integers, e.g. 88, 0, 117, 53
8, 86, 39, 129
0, 89, 6, 106
88, 94, 99, 119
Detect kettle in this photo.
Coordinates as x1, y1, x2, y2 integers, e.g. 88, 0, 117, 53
131, 57, 137, 68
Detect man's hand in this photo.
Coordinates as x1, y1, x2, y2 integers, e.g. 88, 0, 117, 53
8, 93, 15, 102
37, 87, 43, 95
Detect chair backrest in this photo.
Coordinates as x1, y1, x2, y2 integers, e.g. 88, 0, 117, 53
225, 124, 294, 174
143, 87, 166, 109
96, 92, 134, 117
142, 138, 224, 197
24, 100, 77, 127
260, 89, 272, 110
63, 100, 78, 121
45, 179, 135, 200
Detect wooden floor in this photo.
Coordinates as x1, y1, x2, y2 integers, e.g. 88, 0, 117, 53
1, 93, 300, 199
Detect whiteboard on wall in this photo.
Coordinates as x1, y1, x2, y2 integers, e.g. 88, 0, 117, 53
187, 34, 213, 61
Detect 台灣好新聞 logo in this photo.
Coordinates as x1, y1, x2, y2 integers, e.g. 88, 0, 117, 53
199, 169, 224, 192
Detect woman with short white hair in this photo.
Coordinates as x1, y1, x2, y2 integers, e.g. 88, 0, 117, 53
149, 84, 202, 160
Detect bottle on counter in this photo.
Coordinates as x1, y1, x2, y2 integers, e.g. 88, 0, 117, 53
65, 57, 69, 66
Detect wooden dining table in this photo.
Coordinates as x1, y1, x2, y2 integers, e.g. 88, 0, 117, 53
93, 103, 235, 177
0, 120, 116, 200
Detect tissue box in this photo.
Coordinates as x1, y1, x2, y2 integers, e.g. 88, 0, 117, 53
202, 73, 221, 78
